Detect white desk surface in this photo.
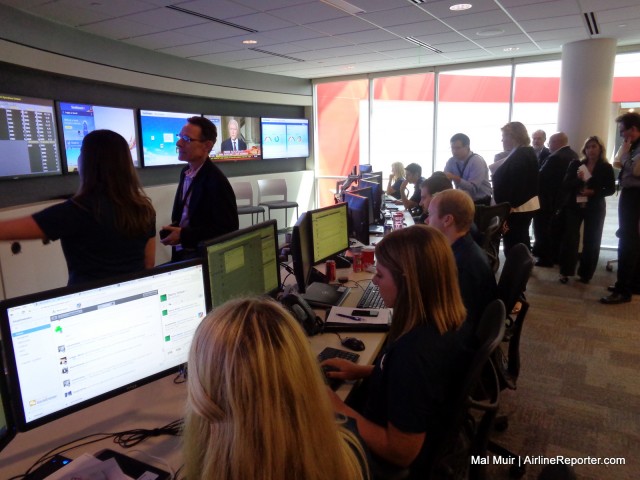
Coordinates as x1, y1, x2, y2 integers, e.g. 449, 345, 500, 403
1, 282, 386, 478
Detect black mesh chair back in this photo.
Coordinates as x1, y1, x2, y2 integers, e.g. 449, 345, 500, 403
474, 202, 510, 272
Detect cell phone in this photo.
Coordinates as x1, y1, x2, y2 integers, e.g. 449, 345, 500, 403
352, 309, 379, 317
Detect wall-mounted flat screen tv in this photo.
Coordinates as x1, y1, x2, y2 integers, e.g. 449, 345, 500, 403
261, 117, 309, 159
0, 93, 62, 179
59, 102, 139, 172
140, 110, 198, 167
206, 115, 261, 162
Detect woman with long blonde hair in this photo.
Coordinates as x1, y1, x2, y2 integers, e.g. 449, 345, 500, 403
183, 297, 368, 480
386, 162, 406, 199
322, 225, 468, 479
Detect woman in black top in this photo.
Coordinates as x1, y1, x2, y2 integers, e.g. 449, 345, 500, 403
558, 136, 615, 284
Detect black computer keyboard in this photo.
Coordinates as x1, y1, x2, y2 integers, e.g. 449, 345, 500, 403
318, 347, 360, 391
357, 282, 386, 309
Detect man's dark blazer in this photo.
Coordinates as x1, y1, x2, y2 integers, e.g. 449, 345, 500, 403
538, 146, 578, 212
537, 147, 551, 168
492, 146, 539, 208
171, 159, 239, 250
221, 137, 247, 151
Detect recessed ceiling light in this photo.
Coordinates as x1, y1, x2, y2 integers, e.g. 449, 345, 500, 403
477, 28, 504, 37
503, 47, 519, 52
242, 39, 257, 44
344, 65, 355, 70
618, 24, 627, 28
450, 3, 472, 11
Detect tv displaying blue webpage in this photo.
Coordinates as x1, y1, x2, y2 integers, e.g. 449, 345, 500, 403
261, 117, 309, 159
0, 260, 209, 431
140, 110, 198, 167
59, 102, 140, 171
0, 93, 61, 179
206, 115, 261, 162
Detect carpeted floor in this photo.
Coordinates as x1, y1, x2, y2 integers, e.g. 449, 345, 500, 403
483, 249, 640, 479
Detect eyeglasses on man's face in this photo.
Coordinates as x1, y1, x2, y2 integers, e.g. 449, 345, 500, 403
176, 133, 205, 143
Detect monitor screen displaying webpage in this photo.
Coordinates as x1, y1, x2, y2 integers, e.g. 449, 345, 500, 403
140, 110, 198, 167
59, 102, 140, 172
261, 117, 309, 159
0, 93, 62, 179
201, 220, 281, 307
0, 260, 209, 431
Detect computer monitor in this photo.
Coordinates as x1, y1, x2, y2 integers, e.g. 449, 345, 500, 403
0, 260, 209, 431
309, 203, 349, 264
58, 102, 140, 172
344, 192, 370, 246
261, 117, 309, 159
359, 164, 372, 175
0, 93, 62, 179
200, 220, 281, 307
207, 115, 262, 162
139, 110, 199, 167
291, 212, 312, 293
0, 351, 16, 452
350, 186, 374, 224
359, 178, 383, 225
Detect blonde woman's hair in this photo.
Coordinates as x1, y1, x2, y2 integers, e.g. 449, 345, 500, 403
391, 162, 405, 179
501, 121, 531, 147
374, 225, 466, 340
183, 297, 368, 480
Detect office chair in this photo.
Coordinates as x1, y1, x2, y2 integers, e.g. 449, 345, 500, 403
428, 299, 506, 480
485, 243, 534, 479
231, 181, 265, 225
257, 178, 299, 232
474, 202, 511, 273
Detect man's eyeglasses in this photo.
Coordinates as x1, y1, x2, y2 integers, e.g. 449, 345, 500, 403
176, 133, 205, 143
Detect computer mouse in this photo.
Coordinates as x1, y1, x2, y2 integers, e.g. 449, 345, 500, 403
341, 337, 365, 352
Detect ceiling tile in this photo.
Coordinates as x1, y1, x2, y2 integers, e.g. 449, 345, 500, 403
81, 18, 164, 39
176, 0, 256, 19
268, 1, 349, 24
124, 30, 202, 49
306, 15, 375, 36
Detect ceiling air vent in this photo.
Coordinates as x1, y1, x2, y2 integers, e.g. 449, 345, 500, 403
249, 48, 305, 62
167, 5, 258, 33
583, 12, 600, 35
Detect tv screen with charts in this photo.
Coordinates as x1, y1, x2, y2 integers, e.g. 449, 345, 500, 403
0, 93, 62, 179
59, 102, 140, 172
140, 110, 199, 167
261, 117, 309, 159
0, 260, 209, 431
200, 220, 281, 307
207, 115, 261, 162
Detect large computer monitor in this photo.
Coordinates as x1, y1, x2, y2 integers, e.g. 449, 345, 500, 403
0, 260, 209, 431
309, 203, 349, 264
200, 220, 281, 307
291, 212, 312, 293
261, 117, 309, 159
207, 115, 262, 162
0, 352, 16, 452
139, 110, 199, 167
350, 186, 374, 224
359, 177, 383, 225
0, 93, 62, 179
344, 192, 370, 246
58, 102, 140, 172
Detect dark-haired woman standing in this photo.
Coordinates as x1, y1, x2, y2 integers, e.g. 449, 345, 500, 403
0, 129, 156, 285
558, 136, 615, 284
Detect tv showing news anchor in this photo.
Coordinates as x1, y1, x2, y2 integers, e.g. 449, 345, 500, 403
206, 115, 261, 162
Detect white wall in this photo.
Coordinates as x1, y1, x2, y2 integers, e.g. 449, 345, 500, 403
0, 171, 314, 300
